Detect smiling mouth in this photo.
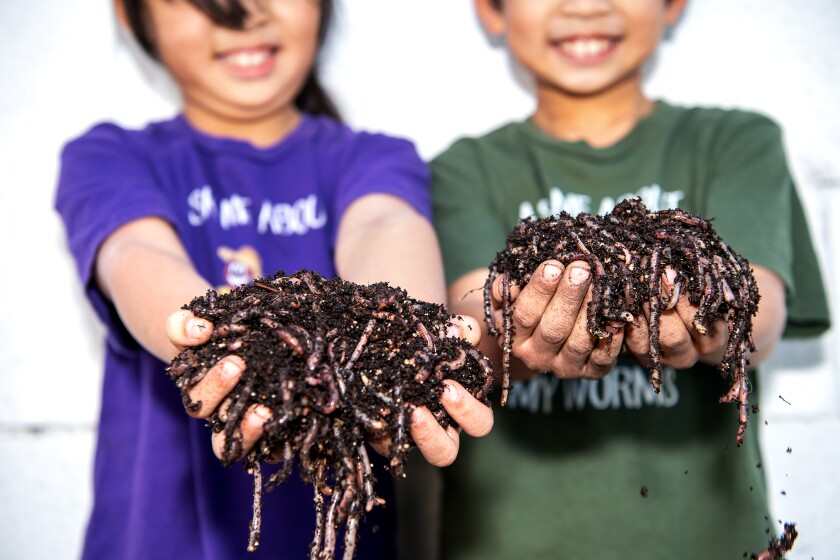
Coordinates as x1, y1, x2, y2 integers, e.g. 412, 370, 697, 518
217, 46, 278, 68
556, 36, 618, 60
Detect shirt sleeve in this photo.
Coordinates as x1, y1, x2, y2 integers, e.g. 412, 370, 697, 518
329, 129, 432, 244
54, 123, 180, 353
431, 139, 511, 286
701, 113, 830, 338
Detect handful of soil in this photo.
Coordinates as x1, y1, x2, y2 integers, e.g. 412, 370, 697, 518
168, 270, 494, 559
486, 197, 760, 445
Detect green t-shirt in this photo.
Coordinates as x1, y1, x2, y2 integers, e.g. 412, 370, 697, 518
430, 102, 830, 560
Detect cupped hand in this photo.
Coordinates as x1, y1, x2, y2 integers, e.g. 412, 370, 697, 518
489, 259, 625, 380
623, 266, 729, 369
369, 314, 494, 468
166, 309, 260, 462
167, 311, 494, 466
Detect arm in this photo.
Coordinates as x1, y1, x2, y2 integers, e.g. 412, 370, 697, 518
335, 193, 446, 304
95, 216, 211, 362
99, 217, 262, 453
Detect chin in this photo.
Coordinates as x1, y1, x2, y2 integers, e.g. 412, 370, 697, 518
226, 93, 295, 118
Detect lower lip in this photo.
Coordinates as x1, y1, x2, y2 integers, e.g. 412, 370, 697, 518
555, 40, 619, 64
219, 51, 277, 79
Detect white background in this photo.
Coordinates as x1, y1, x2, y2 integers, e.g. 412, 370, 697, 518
0, 1, 838, 559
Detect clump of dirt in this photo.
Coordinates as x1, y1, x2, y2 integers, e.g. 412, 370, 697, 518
751, 522, 798, 559
168, 270, 494, 559
486, 197, 760, 445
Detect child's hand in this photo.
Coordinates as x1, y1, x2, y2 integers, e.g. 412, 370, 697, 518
166, 310, 262, 461
167, 311, 494, 465
487, 261, 729, 380
368, 315, 494, 467
622, 266, 729, 369
488, 260, 625, 380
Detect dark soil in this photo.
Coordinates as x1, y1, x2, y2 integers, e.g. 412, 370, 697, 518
485, 197, 760, 445
168, 270, 494, 559
751, 523, 798, 560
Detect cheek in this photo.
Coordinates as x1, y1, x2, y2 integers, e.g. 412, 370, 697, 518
293, 16, 321, 53
624, 11, 666, 58
506, 16, 546, 69
271, 2, 322, 64
158, 44, 209, 88
152, 19, 213, 78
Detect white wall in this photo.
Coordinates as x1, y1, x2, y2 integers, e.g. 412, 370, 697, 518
1, 1, 837, 559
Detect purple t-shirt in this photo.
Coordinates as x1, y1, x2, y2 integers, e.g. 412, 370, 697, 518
55, 114, 431, 559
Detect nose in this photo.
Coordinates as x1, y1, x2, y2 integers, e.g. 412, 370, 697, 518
560, 0, 611, 18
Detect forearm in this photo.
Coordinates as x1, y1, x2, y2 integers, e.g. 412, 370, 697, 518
96, 218, 211, 362
335, 194, 447, 305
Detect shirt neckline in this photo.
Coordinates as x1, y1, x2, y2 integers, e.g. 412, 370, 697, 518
521, 100, 674, 157
173, 113, 316, 159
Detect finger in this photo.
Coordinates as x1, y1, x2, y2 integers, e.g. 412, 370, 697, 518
656, 310, 698, 368
446, 315, 481, 347
489, 272, 525, 336
623, 313, 651, 365
548, 284, 598, 377
440, 380, 493, 437
536, 262, 591, 347
410, 406, 460, 467
489, 272, 526, 336
166, 310, 213, 350
585, 329, 625, 378
507, 261, 565, 334
511, 269, 592, 375
673, 296, 727, 359
185, 355, 246, 418
490, 273, 521, 303
239, 405, 271, 455
211, 404, 271, 461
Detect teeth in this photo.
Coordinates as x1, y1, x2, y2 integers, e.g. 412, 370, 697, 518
224, 50, 270, 68
561, 38, 612, 58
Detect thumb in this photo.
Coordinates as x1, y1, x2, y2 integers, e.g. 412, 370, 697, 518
166, 309, 213, 350
446, 315, 481, 347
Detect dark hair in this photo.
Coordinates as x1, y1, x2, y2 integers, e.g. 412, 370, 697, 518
120, 0, 341, 120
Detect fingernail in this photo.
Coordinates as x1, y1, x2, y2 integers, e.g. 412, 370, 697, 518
254, 405, 271, 420
447, 321, 462, 339
606, 321, 624, 334
442, 382, 460, 403
543, 264, 561, 282
221, 358, 241, 378
570, 266, 590, 286
411, 407, 424, 424
188, 318, 209, 339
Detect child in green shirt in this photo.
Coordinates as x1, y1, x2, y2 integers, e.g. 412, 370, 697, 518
431, 0, 830, 558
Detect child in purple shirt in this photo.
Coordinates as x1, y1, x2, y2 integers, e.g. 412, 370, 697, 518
55, 1, 492, 558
